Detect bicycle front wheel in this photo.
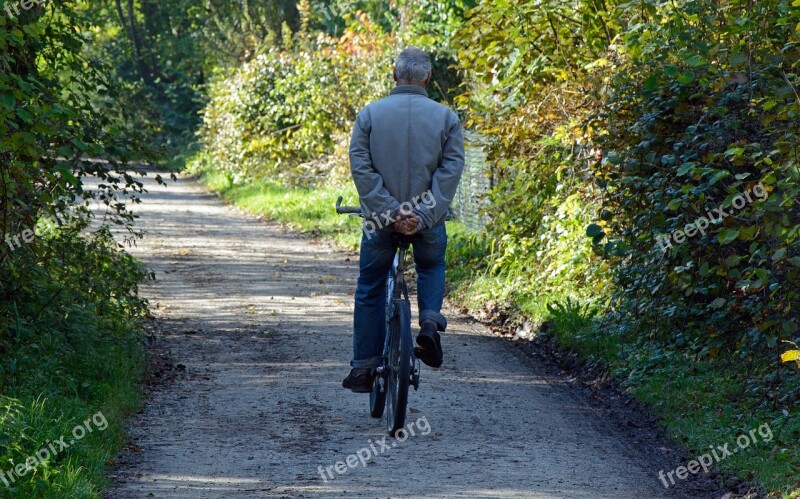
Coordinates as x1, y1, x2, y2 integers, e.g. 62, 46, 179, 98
386, 297, 411, 436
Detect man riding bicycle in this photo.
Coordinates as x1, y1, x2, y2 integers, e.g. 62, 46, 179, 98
342, 47, 465, 393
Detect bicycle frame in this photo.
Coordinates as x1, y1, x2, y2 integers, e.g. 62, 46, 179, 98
382, 244, 408, 364
376, 240, 419, 390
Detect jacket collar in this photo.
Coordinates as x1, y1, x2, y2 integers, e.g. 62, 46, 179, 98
390, 85, 429, 97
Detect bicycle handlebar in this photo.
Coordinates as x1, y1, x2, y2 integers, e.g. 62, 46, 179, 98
336, 196, 455, 222
335, 196, 362, 215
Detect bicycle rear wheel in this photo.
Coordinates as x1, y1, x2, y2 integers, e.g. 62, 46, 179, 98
386, 297, 411, 436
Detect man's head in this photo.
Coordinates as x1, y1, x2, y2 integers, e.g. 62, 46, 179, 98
393, 47, 432, 88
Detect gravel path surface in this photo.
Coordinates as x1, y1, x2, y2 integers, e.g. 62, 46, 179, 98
103, 174, 673, 498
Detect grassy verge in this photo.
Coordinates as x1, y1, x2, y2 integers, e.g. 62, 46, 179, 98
197, 168, 798, 495
0, 231, 147, 498
546, 309, 799, 494
201, 169, 363, 250
449, 237, 800, 495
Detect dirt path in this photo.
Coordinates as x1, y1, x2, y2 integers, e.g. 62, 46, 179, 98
103, 174, 676, 498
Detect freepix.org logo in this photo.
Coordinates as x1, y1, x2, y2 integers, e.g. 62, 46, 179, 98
317, 416, 431, 482
4, 0, 48, 20
362, 190, 436, 240
656, 182, 768, 253
1, 412, 109, 488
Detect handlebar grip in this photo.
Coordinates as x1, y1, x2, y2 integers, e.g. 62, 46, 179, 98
335, 196, 362, 215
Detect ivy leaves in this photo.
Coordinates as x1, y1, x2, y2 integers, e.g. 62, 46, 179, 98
592, 0, 800, 359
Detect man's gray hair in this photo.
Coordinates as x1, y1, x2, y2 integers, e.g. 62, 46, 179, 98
394, 48, 431, 83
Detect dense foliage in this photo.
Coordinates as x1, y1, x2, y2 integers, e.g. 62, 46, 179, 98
1, 1, 156, 495
595, 0, 800, 361
456, 0, 800, 372
76, 0, 301, 159
194, 14, 395, 186
191, 1, 469, 186
453, 0, 620, 316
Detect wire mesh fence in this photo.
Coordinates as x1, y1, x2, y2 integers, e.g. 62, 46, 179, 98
451, 130, 492, 232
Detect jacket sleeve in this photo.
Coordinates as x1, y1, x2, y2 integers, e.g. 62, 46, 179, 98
349, 108, 401, 221
414, 113, 465, 228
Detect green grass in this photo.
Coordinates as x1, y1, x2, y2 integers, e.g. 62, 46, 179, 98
625, 348, 799, 494
0, 232, 147, 498
0, 343, 142, 498
516, 295, 800, 493
202, 169, 363, 249
0, 346, 142, 499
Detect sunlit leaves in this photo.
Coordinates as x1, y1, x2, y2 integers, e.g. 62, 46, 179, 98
579, 0, 800, 361
198, 19, 395, 185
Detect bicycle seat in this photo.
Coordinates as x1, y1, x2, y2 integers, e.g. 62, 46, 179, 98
391, 233, 412, 249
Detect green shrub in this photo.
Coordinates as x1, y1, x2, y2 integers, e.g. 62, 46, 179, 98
454, 0, 618, 322
197, 16, 394, 186
591, 0, 800, 362
1, 3, 153, 495
0, 228, 149, 497
455, 0, 800, 376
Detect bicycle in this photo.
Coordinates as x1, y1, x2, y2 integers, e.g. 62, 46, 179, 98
336, 196, 421, 436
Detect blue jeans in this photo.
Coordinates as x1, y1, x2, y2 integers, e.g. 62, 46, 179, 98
351, 224, 448, 368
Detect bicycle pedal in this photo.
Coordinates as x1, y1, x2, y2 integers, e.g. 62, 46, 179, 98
411, 360, 421, 390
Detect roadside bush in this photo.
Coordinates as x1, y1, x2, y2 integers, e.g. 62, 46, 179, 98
1, 3, 153, 495
454, 0, 618, 320
591, 0, 800, 363
195, 4, 470, 188
196, 14, 394, 186
456, 0, 800, 373
0, 229, 148, 497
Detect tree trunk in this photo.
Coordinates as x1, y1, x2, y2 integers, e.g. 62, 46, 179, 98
115, 0, 153, 84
